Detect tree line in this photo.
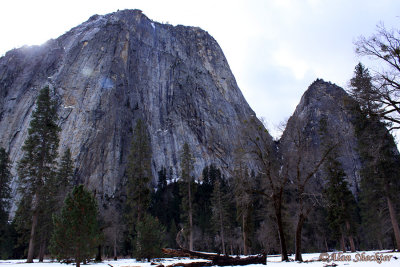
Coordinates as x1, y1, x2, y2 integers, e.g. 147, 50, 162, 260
0, 22, 399, 264
0, 87, 101, 266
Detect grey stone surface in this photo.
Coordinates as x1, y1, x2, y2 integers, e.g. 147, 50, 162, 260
2, 11, 387, 218
279, 79, 363, 195
0, 10, 260, 212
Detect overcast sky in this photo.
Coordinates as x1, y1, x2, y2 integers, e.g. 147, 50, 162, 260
1, 0, 399, 138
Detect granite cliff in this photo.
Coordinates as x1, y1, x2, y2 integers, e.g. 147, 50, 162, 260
0, 10, 264, 211
1, 10, 394, 216
279, 79, 363, 195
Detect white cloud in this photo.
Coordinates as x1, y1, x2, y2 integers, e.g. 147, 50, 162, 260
273, 46, 310, 80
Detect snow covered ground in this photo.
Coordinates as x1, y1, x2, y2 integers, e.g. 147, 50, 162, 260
0, 250, 399, 267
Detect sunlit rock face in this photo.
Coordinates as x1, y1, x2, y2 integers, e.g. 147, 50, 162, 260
0, 10, 262, 211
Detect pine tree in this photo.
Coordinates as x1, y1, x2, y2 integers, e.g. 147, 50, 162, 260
0, 147, 12, 259
195, 165, 220, 250
355, 113, 400, 250
50, 185, 101, 267
0, 147, 11, 222
36, 148, 74, 261
57, 148, 74, 191
150, 167, 168, 227
44, 147, 75, 253
349, 62, 381, 116
12, 195, 32, 258
211, 178, 231, 255
149, 167, 181, 248
319, 116, 357, 252
125, 119, 152, 255
233, 164, 254, 255
179, 143, 195, 251
324, 154, 357, 252
17, 86, 60, 263
133, 213, 166, 261
359, 169, 387, 249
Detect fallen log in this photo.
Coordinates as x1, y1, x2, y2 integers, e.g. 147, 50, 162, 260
213, 255, 266, 266
161, 248, 266, 266
162, 248, 222, 259
166, 261, 213, 267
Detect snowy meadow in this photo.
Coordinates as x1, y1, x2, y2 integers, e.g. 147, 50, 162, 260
1, 251, 399, 267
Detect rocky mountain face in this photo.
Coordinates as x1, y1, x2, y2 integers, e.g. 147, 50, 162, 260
1, 10, 394, 217
279, 79, 363, 195
0, 9, 263, 212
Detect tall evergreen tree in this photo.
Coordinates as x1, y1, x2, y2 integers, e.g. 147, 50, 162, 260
319, 116, 358, 252
125, 119, 152, 254
57, 148, 74, 190
150, 167, 181, 248
324, 155, 357, 252
150, 167, 168, 226
179, 142, 195, 251
349, 62, 381, 116
12, 195, 32, 258
355, 113, 400, 250
359, 168, 388, 249
50, 185, 101, 267
0, 147, 12, 259
37, 148, 74, 261
195, 165, 220, 250
133, 213, 166, 261
0, 147, 11, 223
17, 86, 60, 263
211, 178, 231, 255
0, 147, 11, 222
233, 164, 254, 255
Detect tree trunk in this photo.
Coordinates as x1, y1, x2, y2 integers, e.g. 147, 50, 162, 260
387, 196, 400, 251
26, 210, 39, 263
340, 233, 346, 253
242, 215, 247, 255
136, 231, 141, 257
38, 239, 46, 262
378, 239, 383, 250
113, 232, 117, 260
95, 245, 102, 261
220, 217, 226, 255
295, 213, 304, 262
76, 249, 80, 267
345, 220, 356, 252
218, 192, 226, 255
188, 182, 193, 251
324, 237, 329, 252
274, 199, 289, 261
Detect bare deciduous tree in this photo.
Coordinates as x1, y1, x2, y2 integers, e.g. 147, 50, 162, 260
241, 117, 289, 261
355, 23, 400, 129
283, 122, 334, 262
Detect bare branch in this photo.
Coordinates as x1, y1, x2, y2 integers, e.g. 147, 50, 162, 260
353, 24, 400, 129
